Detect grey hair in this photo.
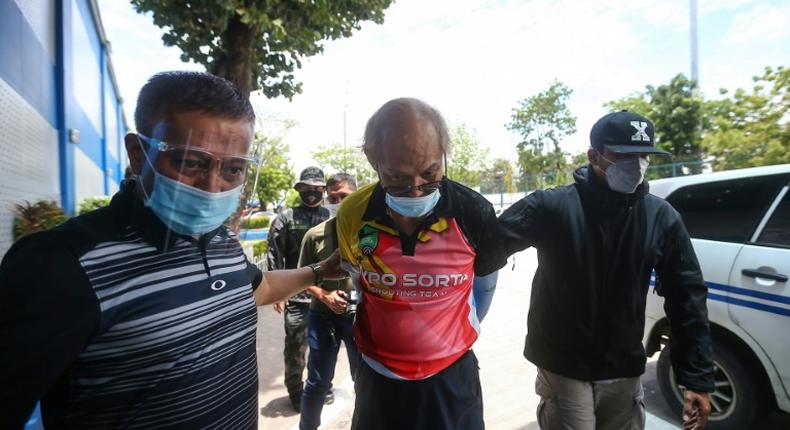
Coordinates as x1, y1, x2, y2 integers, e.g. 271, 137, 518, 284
362, 97, 451, 168
326, 172, 357, 190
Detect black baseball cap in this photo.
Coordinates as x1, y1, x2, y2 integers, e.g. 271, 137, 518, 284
590, 111, 670, 156
295, 166, 326, 187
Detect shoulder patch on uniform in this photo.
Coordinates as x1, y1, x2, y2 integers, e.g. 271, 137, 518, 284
359, 224, 380, 256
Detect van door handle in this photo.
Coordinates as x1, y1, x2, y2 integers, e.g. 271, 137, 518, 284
742, 268, 788, 283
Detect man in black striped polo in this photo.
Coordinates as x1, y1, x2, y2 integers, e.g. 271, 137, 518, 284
0, 71, 344, 429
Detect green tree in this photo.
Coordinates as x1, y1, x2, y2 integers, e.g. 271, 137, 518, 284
570, 151, 589, 168
131, 0, 393, 96
311, 144, 377, 186
480, 158, 514, 194
246, 133, 294, 210
284, 189, 302, 208
506, 80, 577, 189
703, 66, 790, 170
447, 124, 489, 188
605, 74, 704, 163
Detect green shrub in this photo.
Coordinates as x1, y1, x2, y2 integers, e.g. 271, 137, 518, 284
240, 215, 270, 229
12, 200, 69, 241
78, 196, 111, 214
253, 240, 268, 257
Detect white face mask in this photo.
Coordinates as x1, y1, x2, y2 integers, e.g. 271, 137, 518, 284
600, 153, 649, 194
324, 203, 339, 216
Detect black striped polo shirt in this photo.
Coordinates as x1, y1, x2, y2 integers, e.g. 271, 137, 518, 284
0, 180, 263, 429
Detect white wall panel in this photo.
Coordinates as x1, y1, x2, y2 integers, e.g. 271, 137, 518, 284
74, 147, 105, 204
15, 0, 56, 63
71, 0, 103, 134
0, 78, 60, 257
105, 92, 119, 159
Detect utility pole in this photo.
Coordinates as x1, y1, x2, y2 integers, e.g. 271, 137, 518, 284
690, 0, 699, 86
343, 81, 350, 150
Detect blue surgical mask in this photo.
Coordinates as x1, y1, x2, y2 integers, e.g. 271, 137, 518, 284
385, 190, 441, 218
138, 136, 242, 236
145, 172, 242, 236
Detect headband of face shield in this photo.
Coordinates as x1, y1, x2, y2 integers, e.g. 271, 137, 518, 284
137, 123, 255, 236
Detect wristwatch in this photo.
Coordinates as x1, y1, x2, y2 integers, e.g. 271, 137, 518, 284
309, 262, 324, 284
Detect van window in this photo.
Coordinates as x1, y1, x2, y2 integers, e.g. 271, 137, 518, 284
666, 174, 788, 243
757, 188, 790, 247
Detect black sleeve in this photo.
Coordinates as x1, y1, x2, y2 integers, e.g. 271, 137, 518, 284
266, 213, 288, 271
497, 191, 544, 257
655, 219, 715, 393
0, 232, 100, 429
472, 202, 508, 276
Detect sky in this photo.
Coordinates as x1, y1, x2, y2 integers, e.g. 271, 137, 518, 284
97, 0, 790, 173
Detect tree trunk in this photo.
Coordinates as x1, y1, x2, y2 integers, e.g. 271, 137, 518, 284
212, 15, 256, 95
213, 16, 257, 234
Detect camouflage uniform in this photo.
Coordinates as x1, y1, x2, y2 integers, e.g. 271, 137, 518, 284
267, 204, 330, 399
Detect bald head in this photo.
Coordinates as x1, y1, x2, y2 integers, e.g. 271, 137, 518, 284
363, 98, 450, 170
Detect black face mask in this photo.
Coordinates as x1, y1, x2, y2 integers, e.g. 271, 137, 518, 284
300, 190, 323, 206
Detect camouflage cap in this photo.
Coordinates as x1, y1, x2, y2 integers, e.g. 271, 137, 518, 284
295, 166, 326, 187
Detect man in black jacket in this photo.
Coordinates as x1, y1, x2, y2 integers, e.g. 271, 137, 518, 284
498, 111, 714, 430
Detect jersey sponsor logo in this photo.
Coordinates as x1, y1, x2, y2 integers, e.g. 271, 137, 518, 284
210, 279, 227, 291
359, 224, 380, 256
363, 271, 469, 288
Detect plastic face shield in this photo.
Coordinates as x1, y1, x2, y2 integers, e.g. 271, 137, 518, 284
138, 122, 256, 187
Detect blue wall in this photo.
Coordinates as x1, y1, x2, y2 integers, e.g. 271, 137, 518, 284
1, 0, 126, 215
0, 0, 58, 127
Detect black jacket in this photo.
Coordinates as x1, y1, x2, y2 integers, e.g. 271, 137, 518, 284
498, 166, 714, 392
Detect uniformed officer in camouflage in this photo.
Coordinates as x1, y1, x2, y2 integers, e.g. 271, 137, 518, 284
268, 167, 331, 411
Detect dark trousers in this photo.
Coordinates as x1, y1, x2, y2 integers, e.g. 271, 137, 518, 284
283, 301, 310, 396
351, 350, 484, 430
299, 310, 359, 430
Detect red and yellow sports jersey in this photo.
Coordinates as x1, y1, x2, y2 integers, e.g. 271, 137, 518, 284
337, 180, 505, 380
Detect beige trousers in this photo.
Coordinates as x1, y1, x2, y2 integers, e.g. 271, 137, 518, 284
535, 368, 646, 430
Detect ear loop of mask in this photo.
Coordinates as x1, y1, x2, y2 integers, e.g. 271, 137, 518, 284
592, 149, 609, 176
136, 136, 186, 207
136, 136, 156, 201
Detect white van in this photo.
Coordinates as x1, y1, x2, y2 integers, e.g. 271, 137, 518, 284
643, 164, 790, 430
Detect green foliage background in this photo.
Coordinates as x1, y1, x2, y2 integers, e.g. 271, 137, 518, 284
131, 0, 393, 96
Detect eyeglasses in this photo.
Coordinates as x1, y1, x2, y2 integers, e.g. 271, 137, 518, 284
138, 134, 257, 185
382, 180, 442, 197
